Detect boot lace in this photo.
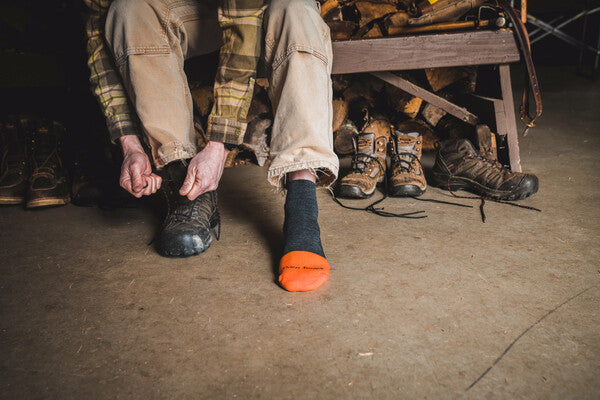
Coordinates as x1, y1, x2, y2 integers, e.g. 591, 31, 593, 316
445, 153, 541, 223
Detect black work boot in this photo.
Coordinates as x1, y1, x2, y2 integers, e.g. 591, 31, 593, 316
156, 161, 220, 257
430, 139, 538, 201
0, 118, 29, 205
27, 119, 70, 208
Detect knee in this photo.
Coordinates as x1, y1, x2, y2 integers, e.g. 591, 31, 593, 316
265, 0, 331, 61
268, 0, 319, 18
105, 0, 168, 58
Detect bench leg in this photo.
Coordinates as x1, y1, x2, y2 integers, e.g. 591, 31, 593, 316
498, 64, 522, 172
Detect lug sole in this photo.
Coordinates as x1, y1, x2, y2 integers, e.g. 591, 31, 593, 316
336, 184, 375, 199
0, 196, 25, 205
388, 184, 426, 198
26, 197, 70, 208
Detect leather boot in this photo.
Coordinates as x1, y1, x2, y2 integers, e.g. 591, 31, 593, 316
430, 139, 538, 201
0, 118, 29, 205
388, 122, 427, 197
156, 161, 220, 257
27, 119, 70, 208
337, 116, 391, 199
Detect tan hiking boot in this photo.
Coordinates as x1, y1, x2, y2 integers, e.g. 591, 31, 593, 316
337, 116, 390, 199
388, 123, 427, 197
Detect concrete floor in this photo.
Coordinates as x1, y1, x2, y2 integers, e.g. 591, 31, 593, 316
1, 67, 599, 399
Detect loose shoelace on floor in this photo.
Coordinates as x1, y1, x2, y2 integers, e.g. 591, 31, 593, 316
331, 153, 472, 219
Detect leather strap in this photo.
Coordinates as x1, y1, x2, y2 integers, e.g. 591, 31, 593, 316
495, 0, 543, 135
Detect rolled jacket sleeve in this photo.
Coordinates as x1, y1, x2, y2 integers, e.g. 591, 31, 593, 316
206, 0, 267, 145
84, 0, 140, 143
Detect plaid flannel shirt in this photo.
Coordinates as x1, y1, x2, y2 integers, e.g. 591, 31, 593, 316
84, 0, 266, 145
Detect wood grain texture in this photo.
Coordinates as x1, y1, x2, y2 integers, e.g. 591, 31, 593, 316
332, 30, 520, 74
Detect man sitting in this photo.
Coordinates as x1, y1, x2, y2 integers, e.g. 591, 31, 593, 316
84, 0, 339, 292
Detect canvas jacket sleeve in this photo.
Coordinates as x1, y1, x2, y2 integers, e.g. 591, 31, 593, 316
83, 0, 266, 146
84, 0, 139, 143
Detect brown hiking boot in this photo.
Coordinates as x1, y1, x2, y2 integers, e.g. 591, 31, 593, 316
388, 122, 427, 197
431, 139, 538, 201
0, 118, 29, 205
26, 120, 70, 208
337, 116, 390, 199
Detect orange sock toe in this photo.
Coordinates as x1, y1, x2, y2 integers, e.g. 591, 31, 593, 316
278, 251, 329, 292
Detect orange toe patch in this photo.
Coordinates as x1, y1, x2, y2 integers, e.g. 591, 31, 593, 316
278, 251, 329, 292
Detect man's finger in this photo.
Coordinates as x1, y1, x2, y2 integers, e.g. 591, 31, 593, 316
186, 182, 206, 201
152, 174, 162, 192
179, 168, 196, 196
119, 173, 132, 193
141, 180, 153, 196
131, 169, 144, 193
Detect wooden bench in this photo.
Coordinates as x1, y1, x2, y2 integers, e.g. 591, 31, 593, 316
331, 29, 524, 172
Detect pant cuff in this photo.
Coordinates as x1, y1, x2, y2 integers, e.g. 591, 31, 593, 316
154, 142, 197, 168
267, 159, 339, 190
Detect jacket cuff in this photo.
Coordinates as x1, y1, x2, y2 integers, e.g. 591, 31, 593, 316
107, 119, 139, 144
205, 115, 247, 145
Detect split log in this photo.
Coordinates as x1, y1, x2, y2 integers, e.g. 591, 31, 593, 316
354, 1, 397, 26
190, 85, 213, 117
224, 148, 239, 168
334, 119, 359, 155
320, 0, 341, 20
342, 76, 382, 107
425, 67, 469, 92
421, 102, 447, 127
385, 73, 423, 119
246, 84, 271, 122
332, 97, 349, 132
328, 21, 358, 40
359, 23, 385, 38
242, 117, 272, 166
383, 12, 410, 32
408, 0, 488, 26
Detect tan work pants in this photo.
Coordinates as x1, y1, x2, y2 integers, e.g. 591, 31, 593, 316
105, 0, 338, 188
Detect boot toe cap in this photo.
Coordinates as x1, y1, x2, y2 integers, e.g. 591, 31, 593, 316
157, 229, 212, 257
513, 174, 539, 200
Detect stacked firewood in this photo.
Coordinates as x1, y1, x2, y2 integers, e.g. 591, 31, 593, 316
330, 66, 478, 155
318, 0, 496, 40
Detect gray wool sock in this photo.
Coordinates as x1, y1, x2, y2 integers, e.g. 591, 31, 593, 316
283, 179, 325, 258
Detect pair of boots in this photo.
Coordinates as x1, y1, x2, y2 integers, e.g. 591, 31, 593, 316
338, 118, 427, 199
338, 118, 539, 201
0, 118, 70, 208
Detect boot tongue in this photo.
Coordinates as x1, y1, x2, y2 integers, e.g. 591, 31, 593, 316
395, 131, 419, 163
4, 122, 26, 156
454, 139, 478, 157
356, 133, 375, 155
33, 126, 57, 162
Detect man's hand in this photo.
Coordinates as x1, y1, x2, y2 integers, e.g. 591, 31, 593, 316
119, 135, 162, 198
180, 141, 230, 200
